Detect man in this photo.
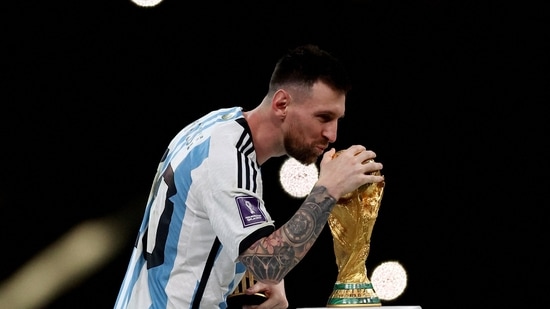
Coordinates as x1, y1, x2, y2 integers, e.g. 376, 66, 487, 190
114, 44, 384, 308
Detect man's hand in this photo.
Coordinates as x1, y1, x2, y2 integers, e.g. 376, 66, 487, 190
243, 279, 288, 309
317, 145, 384, 200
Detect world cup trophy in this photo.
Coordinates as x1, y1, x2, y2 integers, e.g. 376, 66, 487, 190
326, 151, 385, 307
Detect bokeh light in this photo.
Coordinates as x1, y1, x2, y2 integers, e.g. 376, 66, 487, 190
278, 157, 319, 198
130, 0, 163, 8
371, 261, 408, 301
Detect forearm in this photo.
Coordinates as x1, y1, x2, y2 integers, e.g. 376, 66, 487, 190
239, 185, 337, 284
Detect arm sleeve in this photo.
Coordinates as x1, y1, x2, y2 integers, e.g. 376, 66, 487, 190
195, 130, 275, 262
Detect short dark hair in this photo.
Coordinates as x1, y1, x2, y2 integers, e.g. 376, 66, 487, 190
269, 44, 352, 95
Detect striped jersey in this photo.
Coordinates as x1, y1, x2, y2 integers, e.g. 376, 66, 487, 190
114, 107, 276, 308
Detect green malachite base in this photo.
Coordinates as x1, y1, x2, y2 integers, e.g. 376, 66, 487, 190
327, 282, 381, 307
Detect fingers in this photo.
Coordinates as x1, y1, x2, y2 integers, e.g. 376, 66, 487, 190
338, 145, 378, 165
317, 144, 384, 200
321, 148, 336, 164
347, 144, 367, 155
363, 160, 383, 174
337, 145, 385, 181
243, 280, 288, 309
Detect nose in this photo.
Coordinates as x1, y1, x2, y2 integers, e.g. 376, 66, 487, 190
323, 121, 338, 143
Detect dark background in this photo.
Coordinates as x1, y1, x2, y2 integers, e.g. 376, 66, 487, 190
2, 0, 546, 308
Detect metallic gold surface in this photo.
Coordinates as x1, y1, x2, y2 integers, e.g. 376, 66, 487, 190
227, 270, 266, 308
327, 151, 385, 307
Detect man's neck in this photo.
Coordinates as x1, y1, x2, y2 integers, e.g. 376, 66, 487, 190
243, 104, 285, 165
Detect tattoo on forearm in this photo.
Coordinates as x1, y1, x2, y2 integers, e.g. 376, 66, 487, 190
240, 186, 336, 283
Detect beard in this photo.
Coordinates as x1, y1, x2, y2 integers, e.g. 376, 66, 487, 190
284, 130, 323, 165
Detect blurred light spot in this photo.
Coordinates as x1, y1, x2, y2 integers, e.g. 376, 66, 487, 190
131, 0, 163, 7
0, 215, 131, 309
371, 260, 408, 301
279, 158, 318, 198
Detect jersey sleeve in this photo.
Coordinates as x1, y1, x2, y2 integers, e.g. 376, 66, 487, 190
194, 122, 275, 262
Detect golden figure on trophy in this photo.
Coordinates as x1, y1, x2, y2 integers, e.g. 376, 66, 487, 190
327, 151, 385, 307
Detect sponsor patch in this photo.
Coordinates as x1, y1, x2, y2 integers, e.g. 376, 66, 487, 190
235, 196, 266, 227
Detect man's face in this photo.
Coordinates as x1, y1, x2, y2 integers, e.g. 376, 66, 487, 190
283, 82, 346, 165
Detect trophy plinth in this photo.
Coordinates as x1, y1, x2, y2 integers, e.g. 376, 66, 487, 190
327, 152, 385, 307
327, 282, 380, 307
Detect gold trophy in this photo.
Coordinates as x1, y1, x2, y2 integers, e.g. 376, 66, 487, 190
227, 269, 267, 308
327, 152, 385, 307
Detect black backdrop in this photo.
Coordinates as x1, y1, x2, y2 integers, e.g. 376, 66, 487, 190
2, 1, 546, 308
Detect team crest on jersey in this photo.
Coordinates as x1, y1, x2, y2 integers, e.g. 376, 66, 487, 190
235, 196, 266, 227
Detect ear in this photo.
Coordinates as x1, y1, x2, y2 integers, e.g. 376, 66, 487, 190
271, 89, 290, 117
